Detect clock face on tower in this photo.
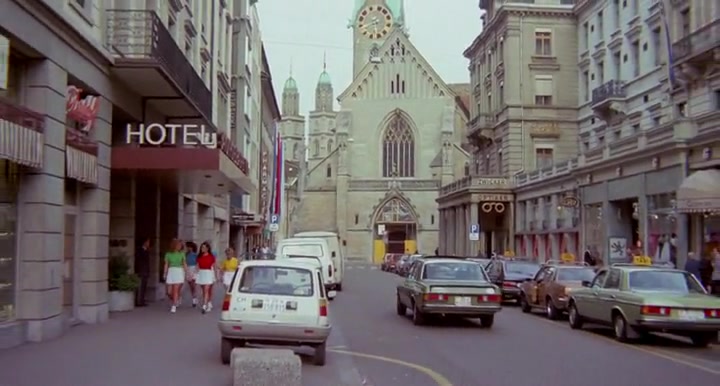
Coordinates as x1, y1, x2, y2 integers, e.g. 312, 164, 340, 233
357, 5, 393, 40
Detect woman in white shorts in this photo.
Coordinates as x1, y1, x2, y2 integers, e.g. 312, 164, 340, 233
184, 241, 199, 307
163, 239, 187, 313
221, 248, 240, 289
195, 241, 217, 313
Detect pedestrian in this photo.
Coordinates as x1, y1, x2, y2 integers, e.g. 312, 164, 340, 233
163, 239, 187, 313
434, 247, 439, 256
185, 241, 199, 307
711, 247, 720, 295
221, 247, 240, 290
684, 252, 702, 283
134, 237, 151, 307
196, 241, 217, 313
583, 249, 596, 266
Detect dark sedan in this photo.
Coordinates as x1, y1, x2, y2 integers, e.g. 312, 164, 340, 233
486, 258, 541, 302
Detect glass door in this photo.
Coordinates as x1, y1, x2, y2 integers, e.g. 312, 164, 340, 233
63, 212, 77, 319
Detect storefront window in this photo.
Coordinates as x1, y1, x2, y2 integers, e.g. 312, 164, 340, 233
0, 160, 19, 322
647, 193, 677, 261
702, 214, 720, 257
583, 204, 604, 262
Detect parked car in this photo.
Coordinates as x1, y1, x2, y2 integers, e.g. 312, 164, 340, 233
485, 257, 541, 302
398, 254, 422, 276
381, 253, 403, 272
567, 263, 720, 347
396, 257, 502, 327
518, 261, 596, 319
218, 259, 335, 365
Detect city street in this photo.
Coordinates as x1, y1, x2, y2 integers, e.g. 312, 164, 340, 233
0, 264, 718, 386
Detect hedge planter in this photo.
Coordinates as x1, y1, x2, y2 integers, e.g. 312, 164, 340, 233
109, 291, 135, 312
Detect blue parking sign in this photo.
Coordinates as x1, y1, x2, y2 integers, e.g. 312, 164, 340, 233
270, 214, 279, 224
470, 224, 479, 233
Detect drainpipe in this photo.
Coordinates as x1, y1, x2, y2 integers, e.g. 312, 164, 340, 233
512, 12, 526, 179
209, 0, 216, 122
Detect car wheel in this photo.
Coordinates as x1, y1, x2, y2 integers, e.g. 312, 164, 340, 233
568, 303, 584, 330
690, 333, 714, 348
519, 294, 531, 313
221, 338, 233, 365
479, 315, 494, 328
613, 313, 629, 343
412, 301, 425, 325
313, 342, 327, 366
545, 298, 559, 320
396, 294, 407, 316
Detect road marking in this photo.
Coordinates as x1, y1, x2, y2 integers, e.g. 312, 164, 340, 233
329, 349, 453, 386
527, 313, 720, 375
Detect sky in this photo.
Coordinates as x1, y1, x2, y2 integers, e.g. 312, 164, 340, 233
257, 0, 483, 116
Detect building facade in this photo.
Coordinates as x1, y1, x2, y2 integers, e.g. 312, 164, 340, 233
0, 0, 269, 348
438, 0, 720, 267
438, 0, 579, 258
283, 0, 470, 262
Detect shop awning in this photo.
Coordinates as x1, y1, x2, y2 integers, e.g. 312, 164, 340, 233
676, 169, 720, 213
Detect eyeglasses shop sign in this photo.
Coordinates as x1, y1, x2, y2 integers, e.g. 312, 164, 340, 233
125, 123, 217, 148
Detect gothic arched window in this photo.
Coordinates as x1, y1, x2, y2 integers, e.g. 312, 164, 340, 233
382, 113, 414, 177
313, 139, 320, 156
327, 139, 334, 153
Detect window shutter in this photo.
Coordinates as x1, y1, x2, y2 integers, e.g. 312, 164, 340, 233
534, 76, 553, 96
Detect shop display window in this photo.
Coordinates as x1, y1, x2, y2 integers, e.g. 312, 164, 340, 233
0, 161, 19, 322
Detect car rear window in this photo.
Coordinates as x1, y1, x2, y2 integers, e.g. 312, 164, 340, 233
628, 270, 705, 293
238, 266, 314, 297
557, 268, 596, 282
505, 262, 540, 275
422, 262, 488, 281
280, 244, 324, 258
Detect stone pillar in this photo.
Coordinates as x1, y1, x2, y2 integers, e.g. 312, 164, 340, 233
438, 209, 446, 254
182, 197, 198, 241
638, 194, 649, 256
469, 202, 479, 256
508, 202, 515, 253
17, 60, 67, 341
76, 94, 112, 324
459, 205, 467, 255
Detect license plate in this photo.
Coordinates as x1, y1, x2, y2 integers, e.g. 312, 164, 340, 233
454, 296, 472, 306
677, 310, 705, 320
262, 300, 286, 312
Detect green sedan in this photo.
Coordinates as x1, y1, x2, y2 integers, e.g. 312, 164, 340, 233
396, 257, 502, 328
567, 263, 720, 347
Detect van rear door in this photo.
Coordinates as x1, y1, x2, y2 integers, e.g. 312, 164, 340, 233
226, 265, 319, 326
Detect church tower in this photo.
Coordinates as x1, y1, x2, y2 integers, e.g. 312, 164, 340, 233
350, 0, 406, 77
308, 56, 337, 171
279, 73, 304, 162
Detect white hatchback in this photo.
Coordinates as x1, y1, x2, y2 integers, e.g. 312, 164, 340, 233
218, 259, 335, 366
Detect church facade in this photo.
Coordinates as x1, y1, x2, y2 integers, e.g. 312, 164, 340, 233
279, 0, 470, 262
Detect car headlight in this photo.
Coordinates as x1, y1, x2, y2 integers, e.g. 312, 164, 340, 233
563, 287, 572, 295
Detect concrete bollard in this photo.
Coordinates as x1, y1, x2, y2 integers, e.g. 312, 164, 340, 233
231, 348, 302, 386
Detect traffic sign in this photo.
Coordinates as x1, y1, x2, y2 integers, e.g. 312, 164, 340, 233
269, 223, 279, 232
270, 214, 279, 224
469, 224, 480, 241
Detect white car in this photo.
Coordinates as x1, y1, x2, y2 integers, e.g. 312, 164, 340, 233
218, 259, 335, 366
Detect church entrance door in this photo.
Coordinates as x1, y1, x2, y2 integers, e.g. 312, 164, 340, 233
372, 197, 418, 264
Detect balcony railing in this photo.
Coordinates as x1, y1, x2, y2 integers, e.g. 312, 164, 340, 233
591, 80, 626, 106
440, 175, 511, 196
105, 10, 212, 120
672, 19, 720, 63
218, 133, 249, 175
528, 220, 536, 231
556, 218, 566, 229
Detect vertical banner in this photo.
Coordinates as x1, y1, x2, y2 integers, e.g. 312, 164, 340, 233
274, 125, 284, 219
0, 34, 10, 90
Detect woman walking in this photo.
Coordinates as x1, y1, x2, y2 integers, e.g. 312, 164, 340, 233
196, 241, 217, 313
185, 241, 199, 307
222, 247, 240, 290
163, 239, 187, 313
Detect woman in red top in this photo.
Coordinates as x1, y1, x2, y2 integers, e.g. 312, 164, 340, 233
196, 241, 217, 313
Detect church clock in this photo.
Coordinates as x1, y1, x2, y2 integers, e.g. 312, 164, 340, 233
357, 4, 393, 40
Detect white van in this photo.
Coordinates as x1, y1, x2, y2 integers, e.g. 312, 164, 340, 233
276, 237, 337, 297
293, 231, 345, 291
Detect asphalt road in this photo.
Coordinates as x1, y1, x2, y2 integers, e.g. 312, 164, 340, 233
0, 263, 718, 386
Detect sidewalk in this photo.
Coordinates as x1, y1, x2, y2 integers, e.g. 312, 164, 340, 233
0, 294, 232, 386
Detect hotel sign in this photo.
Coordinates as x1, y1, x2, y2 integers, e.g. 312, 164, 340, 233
125, 123, 217, 148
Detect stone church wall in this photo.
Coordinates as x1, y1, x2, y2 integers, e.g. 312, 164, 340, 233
294, 191, 337, 232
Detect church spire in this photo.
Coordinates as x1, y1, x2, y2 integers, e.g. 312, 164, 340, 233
282, 63, 299, 117
314, 53, 333, 112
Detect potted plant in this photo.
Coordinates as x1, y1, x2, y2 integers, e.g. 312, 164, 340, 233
108, 253, 140, 312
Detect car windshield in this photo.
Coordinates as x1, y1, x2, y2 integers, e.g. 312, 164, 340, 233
505, 262, 540, 276
557, 268, 596, 282
628, 270, 705, 293
280, 244, 323, 258
422, 262, 488, 281
238, 266, 314, 297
